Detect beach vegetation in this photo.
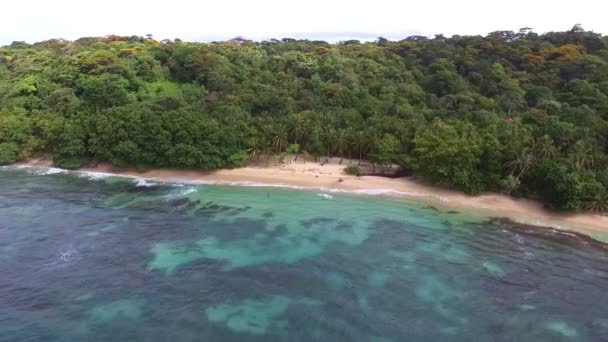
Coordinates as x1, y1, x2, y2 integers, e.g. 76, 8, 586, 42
1, 27, 607, 211
344, 164, 361, 176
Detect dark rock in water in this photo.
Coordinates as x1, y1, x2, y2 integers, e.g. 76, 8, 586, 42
167, 198, 200, 212
300, 217, 335, 228
168, 197, 196, 207
489, 218, 608, 250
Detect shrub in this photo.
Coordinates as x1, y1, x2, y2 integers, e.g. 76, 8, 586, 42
0, 142, 19, 165
344, 164, 360, 176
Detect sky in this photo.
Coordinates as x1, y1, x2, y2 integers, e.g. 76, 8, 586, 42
2, 0, 606, 45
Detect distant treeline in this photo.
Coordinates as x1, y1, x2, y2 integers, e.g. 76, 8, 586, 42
1, 26, 607, 212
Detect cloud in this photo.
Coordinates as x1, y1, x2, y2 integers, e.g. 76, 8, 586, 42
1, 0, 605, 45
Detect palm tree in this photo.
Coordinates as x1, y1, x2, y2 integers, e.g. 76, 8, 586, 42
321, 128, 335, 163
505, 147, 535, 179
288, 114, 307, 146
583, 194, 608, 213
343, 127, 355, 162
248, 136, 267, 162
352, 130, 369, 165
272, 126, 288, 154
533, 135, 558, 160
288, 114, 307, 161
335, 129, 349, 164
570, 140, 596, 171
366, 130, 380, 167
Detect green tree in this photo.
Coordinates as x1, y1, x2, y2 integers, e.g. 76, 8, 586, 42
526, 160, 584, 211
505, 147, 535, 179
533, 135, 558, 160
352, 130, 370, 164
425, 59, 465, 97
569, 139, 597, 172
272, 126, 289, 153
369, 134, 401, 168
413, 120, 484, 194
321, 128, 335, 161
334, 129, 350, 164
0, 142, 19, 164
77, 74, 131, 110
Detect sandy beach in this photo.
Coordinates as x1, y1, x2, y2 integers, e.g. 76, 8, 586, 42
20, 157, 608, 240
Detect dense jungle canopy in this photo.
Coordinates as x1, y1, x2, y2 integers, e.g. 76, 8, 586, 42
1, 26, 608, 211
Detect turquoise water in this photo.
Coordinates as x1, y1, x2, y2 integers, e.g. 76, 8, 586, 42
1, 167, 608, 341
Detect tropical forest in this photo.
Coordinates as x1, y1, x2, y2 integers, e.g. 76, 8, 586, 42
1, 25, 608, 212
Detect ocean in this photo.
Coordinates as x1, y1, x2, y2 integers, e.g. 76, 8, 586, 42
1, 166, 607, 341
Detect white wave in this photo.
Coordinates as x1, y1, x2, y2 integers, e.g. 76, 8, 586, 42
319, 187, 450, 203
162, 187, 199, 201
514, 218, 566, 231
76, 170, 115, 180
133, 178, 158, 187
59, 244, 79, 262
317, 193, 334, 200
19, 166, 69, 175
1, 165, 450, 205
226, 180, 306, 189
9, 164, 34, 170
181, 188, 197, 195
38, 167, 68, 175
1, 164, 68, 175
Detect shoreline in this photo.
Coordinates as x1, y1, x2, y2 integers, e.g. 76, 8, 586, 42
14, 157, 608, 242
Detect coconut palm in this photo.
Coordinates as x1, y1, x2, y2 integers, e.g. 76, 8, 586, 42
570, 140, 596, 171
583, 194, 608, 213
247, 135, 267, 162
335, 129, 349, 164
343, 127, 356, 162
321, 128, 335, 162
272, 126, 289, 153
533, 135, 558, 160
288, 114, 307, 146
505, 147, 535, 179
352, 130, 369, 164
288, 115, 308, 161
366, 130, 380, 156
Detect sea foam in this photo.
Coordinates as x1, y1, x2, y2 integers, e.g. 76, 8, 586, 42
76, 170, 115, 180
4, 165, 67, 176
133, 177, 158, 187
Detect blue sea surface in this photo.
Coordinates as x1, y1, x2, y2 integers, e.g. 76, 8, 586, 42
1, 167, 607, 341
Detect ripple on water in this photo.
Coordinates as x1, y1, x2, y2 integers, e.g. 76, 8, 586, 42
90, 298, 144, 322
482, 261, 506, 277
206, 296, 291, 335
148, 217, 369, 273
325, 272, 349, 290
2, 169, 608, 341
545, 321, 578, 338
368, 272, 389, 288
415, 275, 468, 325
